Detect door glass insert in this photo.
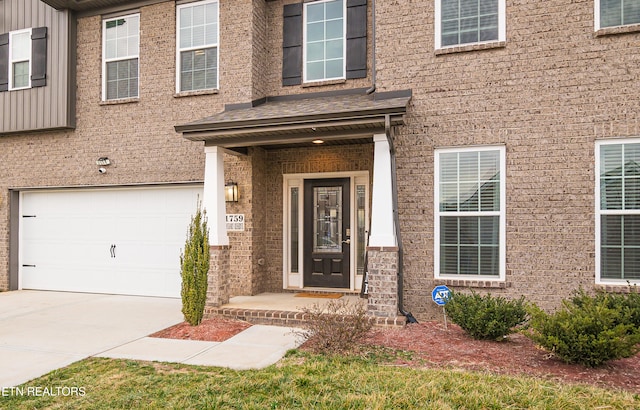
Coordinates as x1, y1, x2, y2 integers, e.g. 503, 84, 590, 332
356, 184, 366, 275
290, 187, 299, 273
313, 186, 342, 252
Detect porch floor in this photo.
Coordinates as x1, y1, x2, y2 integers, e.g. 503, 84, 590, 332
205, 292, 406, 327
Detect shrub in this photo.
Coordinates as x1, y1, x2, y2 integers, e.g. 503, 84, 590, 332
525, 289, 640, 367
180, 205, 210, 326
296, 298, 373, 354
444, 290, 528, 341
571, 286, 640, 328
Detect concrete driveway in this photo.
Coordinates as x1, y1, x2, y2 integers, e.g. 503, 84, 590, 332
0, 290, 182, 387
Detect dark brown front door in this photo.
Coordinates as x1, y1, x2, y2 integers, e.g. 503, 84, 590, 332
303, 178, 350, 288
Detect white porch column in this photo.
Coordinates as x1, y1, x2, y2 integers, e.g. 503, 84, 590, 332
369, 134, 397, 247
203, 146, 229, 246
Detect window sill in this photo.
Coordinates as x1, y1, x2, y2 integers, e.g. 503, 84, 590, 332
595, 23, 640, 37
434, 278, 510, 288
174, 88, 219, 98
435, 41, 507, 56
302, 78, 347, 88
595, 283, 639, 293
100, 97, 139, 106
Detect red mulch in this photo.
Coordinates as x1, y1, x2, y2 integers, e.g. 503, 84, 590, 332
150, 317, 640, 393
364, 322, 640, 393
149, 317, 251, 342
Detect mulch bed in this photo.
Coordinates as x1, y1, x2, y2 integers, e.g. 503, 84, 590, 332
149, 317, 640, 393
149, 317, 252, 342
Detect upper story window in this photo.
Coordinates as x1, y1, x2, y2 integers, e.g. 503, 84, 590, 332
102, 14, 139, 101
10, 29, 32, 90
597, 0, 640, 29
282, 0, 367, 86
596, 139, 640, 285
434, 146, 506, 280
304, 0, 346, 82
177, 0, 219, 92
0, 27, 47, 92
435, 0, 506, 49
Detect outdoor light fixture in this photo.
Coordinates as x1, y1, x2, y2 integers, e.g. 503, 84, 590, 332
312, 139, 324, 144
225, 182, 239, 202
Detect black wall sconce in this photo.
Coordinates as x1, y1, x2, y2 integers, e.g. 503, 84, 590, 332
225, 182, 239, 202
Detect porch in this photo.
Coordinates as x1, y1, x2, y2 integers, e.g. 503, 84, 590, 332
176, 89, 412, 324
205, 292, 407, 328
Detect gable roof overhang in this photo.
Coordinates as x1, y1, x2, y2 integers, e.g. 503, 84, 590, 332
175, 89, 412, 150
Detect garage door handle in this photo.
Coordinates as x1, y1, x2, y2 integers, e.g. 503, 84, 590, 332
22, 264, 36, 267
110, 244, 116, 258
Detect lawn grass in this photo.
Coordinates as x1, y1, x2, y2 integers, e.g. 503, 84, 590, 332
2, 350, 639, 409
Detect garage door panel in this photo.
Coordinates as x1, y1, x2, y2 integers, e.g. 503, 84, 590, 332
21, 186, 203, 297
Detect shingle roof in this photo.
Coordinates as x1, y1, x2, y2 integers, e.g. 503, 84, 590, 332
175, 89, 411, 148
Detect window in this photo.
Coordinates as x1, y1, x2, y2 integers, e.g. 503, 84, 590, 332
597, 0, 640, 29
10, 29, 31, 90
103, 14, 139, 100
177, 0, 219, 92
282, 0, 367, 86
596, 140, 640, 284
435, 0, 505, 49
435, 146, 505, 279
0, 27, 47, 92
304, 0, 346, 82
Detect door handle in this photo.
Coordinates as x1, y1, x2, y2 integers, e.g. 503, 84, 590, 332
342, 239, 351, 245
110, 244, 116, 258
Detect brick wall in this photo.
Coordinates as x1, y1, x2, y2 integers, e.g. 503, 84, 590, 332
376, 0, 640, 319
223, 147, 268, 297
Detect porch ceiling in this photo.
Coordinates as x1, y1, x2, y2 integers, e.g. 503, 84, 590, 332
175, 89, 412, 149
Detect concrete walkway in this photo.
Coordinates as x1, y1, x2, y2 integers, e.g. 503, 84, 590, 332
98, 325, 303, 370
0, 291, 302, 388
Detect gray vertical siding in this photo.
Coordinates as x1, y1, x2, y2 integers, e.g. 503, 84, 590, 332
0, 0, 75, 134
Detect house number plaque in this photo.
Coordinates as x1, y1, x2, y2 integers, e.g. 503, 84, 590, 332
226, 214, 245, 232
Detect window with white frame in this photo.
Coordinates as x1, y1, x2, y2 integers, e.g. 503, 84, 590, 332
304, 0, 346, 82
9, 29, 32, 90
177, 0, 219, 92
597, 0, 640, 29
435, 146, 505, 279
435, 0, 505, 49
103, 14, 139, 100
596, 140, 640, 284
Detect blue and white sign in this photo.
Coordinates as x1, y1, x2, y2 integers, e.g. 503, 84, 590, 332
431, 285, 451, 306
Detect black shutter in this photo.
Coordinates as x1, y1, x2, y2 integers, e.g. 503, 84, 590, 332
0, 33, 8, 92
31, 27, 48, 88
346, 0, 367, 79
282, 3, 302, 86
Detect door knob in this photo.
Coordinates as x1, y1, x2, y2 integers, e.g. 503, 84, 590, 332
342, 239, 351, 245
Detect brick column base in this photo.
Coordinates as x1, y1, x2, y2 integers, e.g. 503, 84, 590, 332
366, 247, 399, 318
206, 245, 230, 307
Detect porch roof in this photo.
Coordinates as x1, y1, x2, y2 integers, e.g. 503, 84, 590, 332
40, 0, 163, 12
175, 89, 411, 150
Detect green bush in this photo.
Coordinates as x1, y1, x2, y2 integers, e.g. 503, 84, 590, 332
444, 290, 528, 341
571, 286, 640, 328
525, 289, 640, 367
180, 205, 210, 326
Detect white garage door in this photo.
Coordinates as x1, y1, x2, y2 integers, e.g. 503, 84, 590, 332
20, 185, 204, 298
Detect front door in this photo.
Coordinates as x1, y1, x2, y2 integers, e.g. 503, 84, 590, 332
303, 178, 350, 288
